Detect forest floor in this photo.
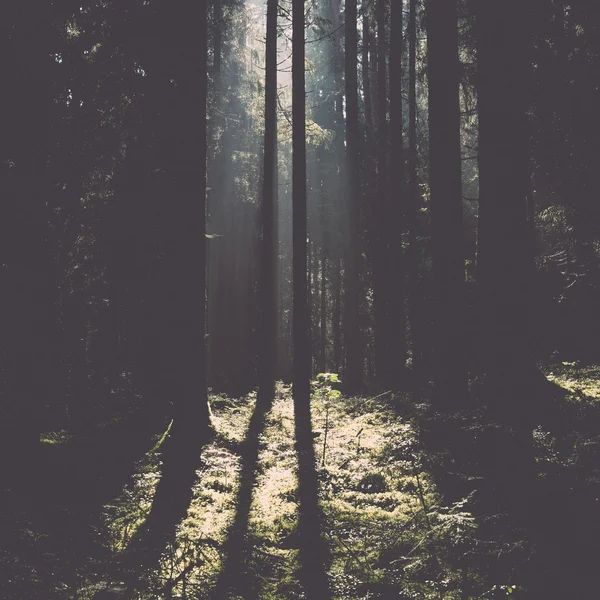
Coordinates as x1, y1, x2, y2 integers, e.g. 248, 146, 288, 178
3, 365, 600, 599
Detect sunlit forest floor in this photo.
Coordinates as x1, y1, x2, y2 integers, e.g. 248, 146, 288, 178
3, 365, 600, 599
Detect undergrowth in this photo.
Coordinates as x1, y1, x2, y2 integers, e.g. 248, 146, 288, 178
5, 366, 600, 599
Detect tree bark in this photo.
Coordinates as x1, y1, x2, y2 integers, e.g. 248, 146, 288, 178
333, 256, 342, 372
160, 0, 211, 435
292, 0, 310, 409
0, 1, 54, 484
257, 0, 279, 408
373, 0, 391, 388
427, 0, 469, 408
389, 0, 407, 386
293, 2, 331, 597
344, 0, 363, 390
475, 0, 535, 421
407, 0, 422, 378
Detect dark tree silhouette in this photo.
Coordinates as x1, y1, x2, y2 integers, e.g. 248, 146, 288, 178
292, 0, 311, 412
292, 1, 331, 598
161, 0, 211, 438
426, 0, 469, 408
257, 0, 279, 408
406, 0, 422, 379
344, 0, 363, 390
389, 0, 407, 388
373, 0, 390, 388
475, 0, 535, 421
0, 0, 55, 485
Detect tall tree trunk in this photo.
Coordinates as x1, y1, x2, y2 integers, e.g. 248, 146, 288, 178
475, 0, 535, 421
474, 0, 539, 535
320, 250, 327, 372
330, 0, 346, 381
292, 2, 331, 597
362, 6, 378, 387
318, 148, 328, 373
344, 0, 363, 390
407, 0, 422, 378
163, 0, 210, 436
427, 0, 469, 408
0, 1, 54, 484
257, 0, 279, 407
362, 6, 377, 215
333, 256, 342, 372
373, 0, 391, 388
292, 0, 310, 421
330, 0, 344, 124
206, 0, 228, 391
362, 9, 375, 147
213, 0, 222, 80
311, 239, 319, 375
389, 0, 406, 387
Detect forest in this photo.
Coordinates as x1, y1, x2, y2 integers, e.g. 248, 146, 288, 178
1, 0, 600, 598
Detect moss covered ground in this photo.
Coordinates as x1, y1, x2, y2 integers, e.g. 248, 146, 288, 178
4, 366, 600, 599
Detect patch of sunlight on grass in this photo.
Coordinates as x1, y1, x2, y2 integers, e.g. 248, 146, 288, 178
145, 396, 256, 597
40, 429, 73, 445
312, 391, 460, 600
86, 395, 256, 599
246, 394, 303, 599
210, 391, 257, 445
75, 387, 478, 599
545, 364, 600, 401
103, 450, 163, 552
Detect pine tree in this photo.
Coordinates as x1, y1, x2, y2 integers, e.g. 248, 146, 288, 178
344, 0, 363, 390
257, 0, 279, 408
427, 0, 469, 407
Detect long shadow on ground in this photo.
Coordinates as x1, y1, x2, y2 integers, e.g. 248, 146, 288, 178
211, 396, 273, 599
116, 422, 212, 592
294, 398, 332, 600
0, 411, 168, 600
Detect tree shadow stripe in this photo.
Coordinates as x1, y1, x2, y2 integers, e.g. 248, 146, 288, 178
212, 395, 274, 600
294, 398, 332, 600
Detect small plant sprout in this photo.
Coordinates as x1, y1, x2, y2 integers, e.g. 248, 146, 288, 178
313, 373, 342, 467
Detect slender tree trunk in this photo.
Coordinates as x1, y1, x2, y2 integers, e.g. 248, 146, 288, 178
389, 0, 406, 387
373, 0, 391, 388
293, 2, 331, 597
330, 0, 347, 381
427, 0, 469, 408
370, 30, 379, 132
257, 0, 279, 407
362, 7, 378, 387
344, 0, 363, 390
407, 0, 422, 378
363, 9, 374, 147
333, 256, 342, 372
320, 250, 327, 372
293, 0, 310, 413
311, 239, 319, 375
213, 0, 222, 79
330, 0, 344, 123
318, 148, 328, 373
